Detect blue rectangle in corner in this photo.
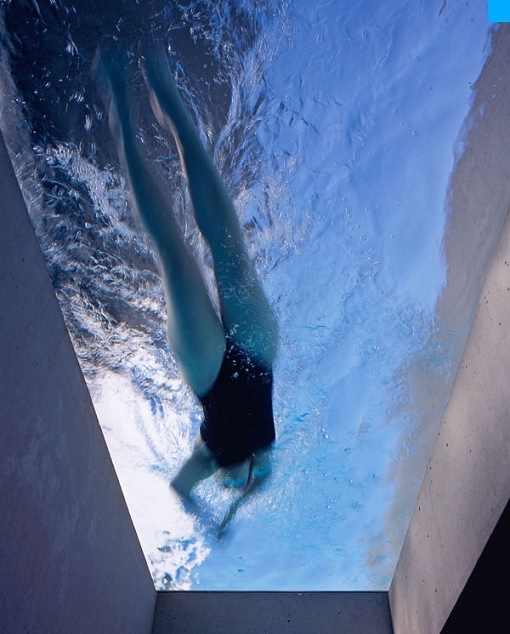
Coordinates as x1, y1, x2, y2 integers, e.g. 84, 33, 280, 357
489, 0, 510, 22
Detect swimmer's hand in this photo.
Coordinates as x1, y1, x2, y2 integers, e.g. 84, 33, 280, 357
171, 481, 223, 536
216, 467, 271, 540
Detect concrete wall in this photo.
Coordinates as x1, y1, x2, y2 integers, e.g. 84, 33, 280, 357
390, 25, 510, 634
0, 132, 156, 632
153, 592, 393, 634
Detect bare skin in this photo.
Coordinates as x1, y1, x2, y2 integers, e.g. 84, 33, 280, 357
102, 45, 278, 503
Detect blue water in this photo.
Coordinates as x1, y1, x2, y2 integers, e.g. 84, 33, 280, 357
0, 0, 491, 589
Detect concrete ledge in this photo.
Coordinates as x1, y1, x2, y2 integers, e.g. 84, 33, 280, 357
0, 131, 156, 632
390, 26, 510, 634
153, 592, 393, 634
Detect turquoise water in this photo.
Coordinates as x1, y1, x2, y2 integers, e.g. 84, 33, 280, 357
0, 0, 491, 589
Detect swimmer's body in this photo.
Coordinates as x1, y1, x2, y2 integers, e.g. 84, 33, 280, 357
102, 45, 278, 504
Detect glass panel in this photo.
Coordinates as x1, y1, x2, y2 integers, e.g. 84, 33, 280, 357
0, 0, 491, 590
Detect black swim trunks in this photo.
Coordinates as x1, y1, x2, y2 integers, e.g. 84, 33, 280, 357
198, 337, 275, 468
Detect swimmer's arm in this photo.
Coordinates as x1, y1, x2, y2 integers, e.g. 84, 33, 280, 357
217, 451, 272, 538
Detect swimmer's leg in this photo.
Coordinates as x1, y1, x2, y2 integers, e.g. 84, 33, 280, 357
100, 52, 225, 397
171, 434, 218, 500
143, 46, 278, 367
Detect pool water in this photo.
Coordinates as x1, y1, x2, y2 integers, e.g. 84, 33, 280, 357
0, 0, 491, 590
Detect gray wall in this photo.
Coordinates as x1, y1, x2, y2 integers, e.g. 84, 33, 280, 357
153, 592, 393, 634
390, 25, 510, 634
0, 132, 156, 633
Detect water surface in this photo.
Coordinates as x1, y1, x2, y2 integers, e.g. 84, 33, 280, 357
0, 0, 491, 589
